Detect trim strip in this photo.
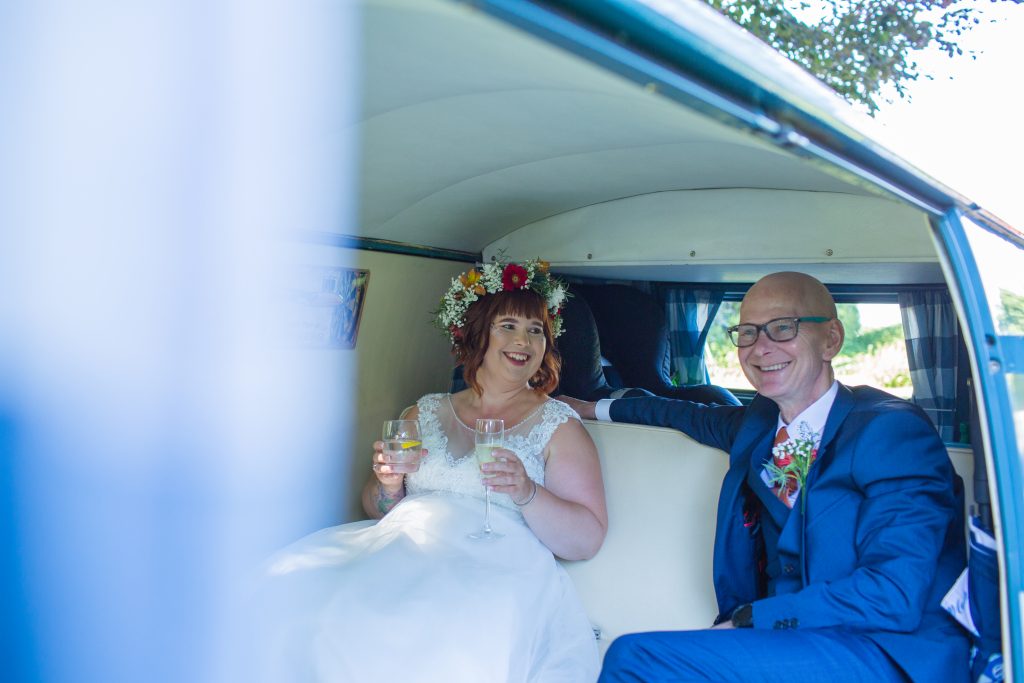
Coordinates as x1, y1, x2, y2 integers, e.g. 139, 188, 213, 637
288, 231, 479, 263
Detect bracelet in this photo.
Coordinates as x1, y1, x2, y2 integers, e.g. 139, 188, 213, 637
514, 480, 538, 506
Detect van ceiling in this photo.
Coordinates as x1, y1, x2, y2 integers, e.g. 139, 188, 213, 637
352, 0, 941, 284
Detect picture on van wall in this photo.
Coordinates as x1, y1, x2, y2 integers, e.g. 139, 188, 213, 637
287, 265, 370, 349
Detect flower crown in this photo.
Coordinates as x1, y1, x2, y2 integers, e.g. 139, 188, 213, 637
435, 257, 568, 344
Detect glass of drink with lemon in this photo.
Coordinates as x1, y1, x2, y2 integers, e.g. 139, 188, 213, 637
381, 420, 423, 474
468, 418, 504, 540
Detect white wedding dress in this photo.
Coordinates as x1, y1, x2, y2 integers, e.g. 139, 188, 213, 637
256, 394, 599, 683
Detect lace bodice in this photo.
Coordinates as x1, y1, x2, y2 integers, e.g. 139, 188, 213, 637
406, 393, 579, 514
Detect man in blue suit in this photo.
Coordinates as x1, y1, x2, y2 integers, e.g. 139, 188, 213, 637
564, 272, 968, 682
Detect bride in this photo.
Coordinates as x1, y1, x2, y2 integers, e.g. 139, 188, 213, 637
258, 259, 607, 682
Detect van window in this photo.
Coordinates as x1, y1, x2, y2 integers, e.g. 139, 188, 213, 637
705, 301, 912, 399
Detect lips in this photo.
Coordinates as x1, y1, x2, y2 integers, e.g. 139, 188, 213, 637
759, 361, 790, 372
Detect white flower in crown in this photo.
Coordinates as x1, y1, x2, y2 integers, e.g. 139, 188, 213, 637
433, 256, 569, 345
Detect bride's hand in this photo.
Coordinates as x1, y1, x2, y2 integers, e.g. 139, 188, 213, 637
371, 440, 427, 488
481, 448, 535, 504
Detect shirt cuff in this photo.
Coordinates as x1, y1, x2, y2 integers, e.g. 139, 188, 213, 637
595, 399, 615, 422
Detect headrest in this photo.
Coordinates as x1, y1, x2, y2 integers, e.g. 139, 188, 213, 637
553, 295, 616, 401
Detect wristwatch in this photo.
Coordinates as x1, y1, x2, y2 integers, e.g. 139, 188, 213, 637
730, 603, 753, 628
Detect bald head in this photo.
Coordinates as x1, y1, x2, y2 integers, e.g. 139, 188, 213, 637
742, 272, 837, 320
737, 271, 845, 420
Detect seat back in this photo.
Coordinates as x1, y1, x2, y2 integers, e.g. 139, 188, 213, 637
561, 421, 727, 653
552, 294, 616, 400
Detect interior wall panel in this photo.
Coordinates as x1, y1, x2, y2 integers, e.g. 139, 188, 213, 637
287, 245, 465, 521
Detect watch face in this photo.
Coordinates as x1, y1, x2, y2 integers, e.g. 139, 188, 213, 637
731, 603, 753, 628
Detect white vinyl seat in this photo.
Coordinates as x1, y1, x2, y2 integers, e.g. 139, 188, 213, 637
565, 422, 977, 656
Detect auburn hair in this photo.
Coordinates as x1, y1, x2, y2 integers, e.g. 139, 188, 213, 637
456, 289, 561, 395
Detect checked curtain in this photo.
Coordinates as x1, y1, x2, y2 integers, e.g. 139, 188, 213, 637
655, 286, 724, 386
899, 289, 958, 442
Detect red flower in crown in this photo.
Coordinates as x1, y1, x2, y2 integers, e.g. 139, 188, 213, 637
502, 263, 529, 290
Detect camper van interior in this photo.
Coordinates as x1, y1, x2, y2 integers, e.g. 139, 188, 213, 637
316, 0, 1020, 674
8, 1, 1024, 681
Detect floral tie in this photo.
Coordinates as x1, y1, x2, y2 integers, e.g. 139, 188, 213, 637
772, 426, 796, 507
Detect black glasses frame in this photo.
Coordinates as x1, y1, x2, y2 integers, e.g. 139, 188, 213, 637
727, 316, 832, 347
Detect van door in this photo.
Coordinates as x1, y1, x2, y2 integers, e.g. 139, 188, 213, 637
936, 210, 1024, 675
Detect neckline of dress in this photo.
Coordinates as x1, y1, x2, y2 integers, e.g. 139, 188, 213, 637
446, 393, 548, 433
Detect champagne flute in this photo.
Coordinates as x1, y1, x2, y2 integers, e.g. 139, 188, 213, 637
381, 420, 423, 474
468, 418, 504, 541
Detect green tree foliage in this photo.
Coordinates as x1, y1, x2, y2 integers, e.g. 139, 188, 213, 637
998, 288, 1024, 333
706, 301, 741, 367
702, 0, 1024, 113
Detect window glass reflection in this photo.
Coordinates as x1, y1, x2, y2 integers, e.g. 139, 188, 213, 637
962, 219, 1024, 336
962, 217, 1024, 455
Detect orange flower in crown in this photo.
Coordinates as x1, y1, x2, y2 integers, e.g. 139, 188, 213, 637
460, 268, 486, 295
434, 255, 568, 344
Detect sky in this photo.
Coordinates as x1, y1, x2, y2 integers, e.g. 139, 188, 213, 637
840, 1, 1024, 326
841, 1, 1024, 231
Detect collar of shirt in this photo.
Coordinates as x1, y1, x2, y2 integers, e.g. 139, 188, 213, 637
776, 380, 839, 447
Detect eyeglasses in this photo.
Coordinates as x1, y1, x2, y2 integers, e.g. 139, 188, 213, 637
727, 316, 832, 347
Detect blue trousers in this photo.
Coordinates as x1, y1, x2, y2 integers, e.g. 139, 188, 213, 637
598, 628, 909, 683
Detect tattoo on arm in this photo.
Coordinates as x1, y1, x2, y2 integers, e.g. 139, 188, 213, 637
376, 482, 406, 516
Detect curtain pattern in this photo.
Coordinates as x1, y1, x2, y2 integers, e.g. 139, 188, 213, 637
657, 287, 724, 386
899, 289, 958, 442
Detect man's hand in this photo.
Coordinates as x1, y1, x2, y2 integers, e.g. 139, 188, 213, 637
556, 395, 598, 420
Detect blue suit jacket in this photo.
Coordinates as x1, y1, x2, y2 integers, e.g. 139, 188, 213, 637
610, 384, 969, 682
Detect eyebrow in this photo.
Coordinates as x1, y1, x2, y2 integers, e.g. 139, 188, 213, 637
496, 316, 543, 325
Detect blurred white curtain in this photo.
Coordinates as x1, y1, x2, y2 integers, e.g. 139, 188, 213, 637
0, 1, 359, 681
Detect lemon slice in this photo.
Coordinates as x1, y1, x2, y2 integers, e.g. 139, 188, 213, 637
400, 440, 422, 450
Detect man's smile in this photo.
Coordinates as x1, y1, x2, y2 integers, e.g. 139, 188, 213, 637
758, 361, 791, 372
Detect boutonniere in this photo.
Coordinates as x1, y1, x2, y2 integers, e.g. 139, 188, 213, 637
765, 423, 820, 508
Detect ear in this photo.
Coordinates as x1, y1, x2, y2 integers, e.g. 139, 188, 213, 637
822, 319, 844, 361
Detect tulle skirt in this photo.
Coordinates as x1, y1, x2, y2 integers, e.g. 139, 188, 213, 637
253, 492, 599, 682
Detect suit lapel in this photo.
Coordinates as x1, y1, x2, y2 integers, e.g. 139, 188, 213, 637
733, 395, 778, 464
818, 383, 854, 454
